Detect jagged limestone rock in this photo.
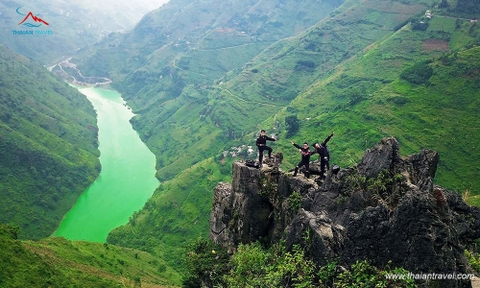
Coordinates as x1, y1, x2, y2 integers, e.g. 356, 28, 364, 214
210, 161, 272, 249
209, 182, 235, 251
356, 137, 403, 178
210, 137, 480, 287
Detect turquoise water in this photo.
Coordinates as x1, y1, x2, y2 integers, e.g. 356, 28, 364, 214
53, 87, 159, 242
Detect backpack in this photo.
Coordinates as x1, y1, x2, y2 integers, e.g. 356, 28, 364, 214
245, 159, 259, 168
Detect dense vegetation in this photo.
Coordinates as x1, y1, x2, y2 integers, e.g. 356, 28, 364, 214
0, 223, 179, 287
183, 238, 416, 288
71, 0, 345, 180
446, 0, 480, 16
0, 45, 100, 239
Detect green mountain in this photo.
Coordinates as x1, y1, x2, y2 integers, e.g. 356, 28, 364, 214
90, 0, 480, 276
272, 16, 480, 194
0, 44, 100, 239
0, 223, 180, 287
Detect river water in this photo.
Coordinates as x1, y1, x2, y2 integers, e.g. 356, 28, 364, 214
53, 87, 159, 242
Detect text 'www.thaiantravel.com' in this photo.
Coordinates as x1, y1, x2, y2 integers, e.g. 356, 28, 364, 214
385, 272, 474, 280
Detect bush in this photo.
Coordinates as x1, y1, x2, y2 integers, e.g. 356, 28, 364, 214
411, 17, 429, 31
183, 237, 230, 287
225, 242, 316, 288
465, 249, 480, 272
295, 60, 316, 72
224, 242, 269, 287
330, 260, 416, 288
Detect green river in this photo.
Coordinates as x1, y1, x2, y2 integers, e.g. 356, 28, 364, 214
53, 87, 159, 242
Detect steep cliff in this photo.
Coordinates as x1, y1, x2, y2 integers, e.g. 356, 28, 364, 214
210, 137, 480, 287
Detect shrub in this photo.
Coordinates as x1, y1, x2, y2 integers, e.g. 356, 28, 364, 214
183, 237, 230, 287
465, 249, 480, 272
224, 242, 269, 287
183, 240, 417, 287
400, 62, 433, 85
411, 17, 429, 31
335, 260, 416, 288
223, 242, 318, 287
295, 60, 316, 72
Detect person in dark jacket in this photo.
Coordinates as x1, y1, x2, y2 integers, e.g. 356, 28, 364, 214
313, 132, 334, 179
291, 141, 312, 178
256, 130, 276, 166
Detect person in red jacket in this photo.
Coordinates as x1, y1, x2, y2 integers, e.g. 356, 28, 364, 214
291, 141, 312, 178
256, 130, 276, 166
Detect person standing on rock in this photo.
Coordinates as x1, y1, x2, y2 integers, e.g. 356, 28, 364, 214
291, 141, 312, 178
256, 130, 276, 166
313, 132, 334, 179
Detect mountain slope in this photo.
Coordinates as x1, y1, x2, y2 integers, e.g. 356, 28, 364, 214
0, 45, 100, 239
75, 0, 343, 84
0, 223, 180, 287
270, 13, 480, 195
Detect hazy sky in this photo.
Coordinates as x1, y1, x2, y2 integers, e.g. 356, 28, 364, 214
0, 0, 172, 63
1, 0, 172, 29
76, 0, 171, 27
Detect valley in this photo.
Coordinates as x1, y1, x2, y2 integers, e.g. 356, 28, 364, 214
1, 0, 480, 286
53, 87, 159, 242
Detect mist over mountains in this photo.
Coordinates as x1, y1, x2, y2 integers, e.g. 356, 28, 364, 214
0, 0, 169, 64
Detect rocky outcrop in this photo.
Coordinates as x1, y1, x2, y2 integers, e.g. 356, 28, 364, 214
210, 137, 480, 287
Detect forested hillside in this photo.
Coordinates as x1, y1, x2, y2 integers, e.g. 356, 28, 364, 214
0, 45, 100, 239
273, 20, 480, 195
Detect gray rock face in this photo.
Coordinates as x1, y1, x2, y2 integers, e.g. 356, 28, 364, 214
210, 163, 272, 249
210, 137, 480, 287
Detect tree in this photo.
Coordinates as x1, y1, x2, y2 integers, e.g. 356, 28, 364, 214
439, 0, 449, 8
400, 62, 433, 85
285, 115, 299, 137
